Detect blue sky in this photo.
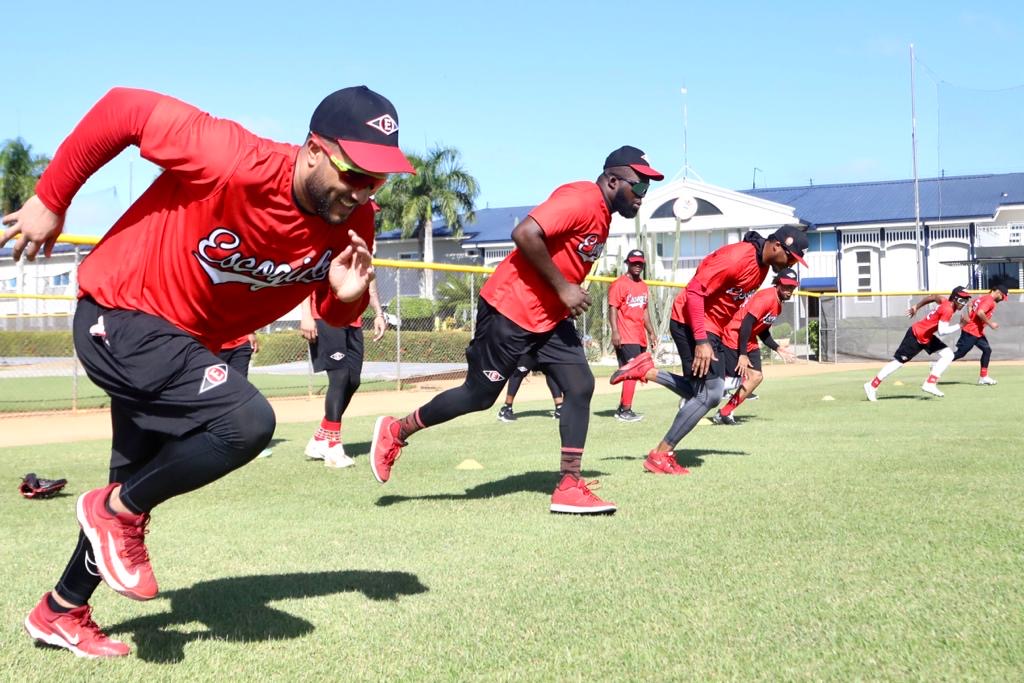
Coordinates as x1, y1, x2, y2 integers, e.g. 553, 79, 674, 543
4, 1, 1022, 233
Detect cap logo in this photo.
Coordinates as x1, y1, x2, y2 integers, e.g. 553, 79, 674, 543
785, 237, 794, 247
366, 114, 398, 136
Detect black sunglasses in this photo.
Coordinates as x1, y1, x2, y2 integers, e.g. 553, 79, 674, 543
609, 174, 649, 198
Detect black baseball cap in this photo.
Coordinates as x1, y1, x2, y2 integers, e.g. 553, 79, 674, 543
774, 268, 799, 286
994, 283, 1010, 297
949, 286, 972, 302
310, 86, 415, 175
625, 249, 646, 264
604, 146, 664, 180
770, 226, 809, 267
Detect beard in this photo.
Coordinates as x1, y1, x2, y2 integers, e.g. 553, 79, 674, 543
612, 188, 639, 218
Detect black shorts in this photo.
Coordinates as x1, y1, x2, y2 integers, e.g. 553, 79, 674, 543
614, 343, 647, 367
309, 322, 364, 373
467, 298, 587, 385
74, 297, 261, 443
893, 328, 946, 363
718, 344, 762, 377
669, 320, 726, 380
217, 342, 253, 377
953, 331, 989, 359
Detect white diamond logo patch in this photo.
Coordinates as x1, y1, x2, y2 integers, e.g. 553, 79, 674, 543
366, 114, 398, 135
330, 352, 345, 361
199, 364, 229, 394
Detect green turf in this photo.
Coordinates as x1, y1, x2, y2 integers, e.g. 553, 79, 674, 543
1, 365, 1022, 680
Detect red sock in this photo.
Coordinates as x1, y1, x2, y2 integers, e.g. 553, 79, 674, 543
560, 449, 582, 477
398, 411, 424, 441
926, 375, 939, 384
980, 367, 989, 378
871, 377, 882, 388
620, 380, 637, 409
315, 418, 341, 442
719, 392, 745, 417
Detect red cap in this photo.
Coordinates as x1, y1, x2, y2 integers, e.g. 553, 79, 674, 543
310, 86, 415, 175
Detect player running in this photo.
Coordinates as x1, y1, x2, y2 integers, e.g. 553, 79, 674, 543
864, 286, 973, 401
608, 249, 657, 422
370, 146, 664, 514
611, 225, 808, 474
3, 85, 411, 658
952, 283, 1009, 385
711, 268, 799, 425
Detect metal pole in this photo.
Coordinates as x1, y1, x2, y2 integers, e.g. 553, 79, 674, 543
910, 44, 925, 290
395, 272, 402, 391
680, 87, 689, 179
71, 247, 80, 413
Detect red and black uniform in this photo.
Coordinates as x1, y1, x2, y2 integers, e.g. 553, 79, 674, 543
889, 300, 958, 363
954, 294, 998, 366
218, 335, 255, 377
718, 287, 784, 374
415, 181, 608, 450
669, 232, 770, 379
608, 273, 650, 364
41, 88, 372, 608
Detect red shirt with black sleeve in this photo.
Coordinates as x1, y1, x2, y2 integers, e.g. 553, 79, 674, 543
608, 274, 650, 345
720, 287, 782, 352
480, 181, 610, 333
670, 237, 769, 339
911, 299, 956, 344
961, 294, 997, 337
35, 88, 371, 350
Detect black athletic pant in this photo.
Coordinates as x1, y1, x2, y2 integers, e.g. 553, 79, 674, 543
953, 331, 992, 368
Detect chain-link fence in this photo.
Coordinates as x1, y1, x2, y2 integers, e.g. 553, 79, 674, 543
817, 291, 1024, 362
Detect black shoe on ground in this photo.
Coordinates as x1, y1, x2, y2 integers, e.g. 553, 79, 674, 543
551, 407, 562, 420
614, 408, 644, 423
710, 412, 736, 425
497, 405, 516, 422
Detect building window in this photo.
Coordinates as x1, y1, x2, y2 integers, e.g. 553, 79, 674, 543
655, 231, 726, 259
807, 232, 837, 252
856, 251, 873, 301
52, 272, 71, 287
397, 252, 421, 260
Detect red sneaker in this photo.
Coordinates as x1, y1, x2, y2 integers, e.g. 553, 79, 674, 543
24, 593, 130, 658
550, 475, 617, 514
76, 484, 158, 601
610, 352, 654, 385
371, 416, 406, 484
643, 450, 689, 475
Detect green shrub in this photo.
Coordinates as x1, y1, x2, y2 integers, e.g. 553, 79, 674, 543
0, 331, 73, 357
251, 329, 471, 366
771, 322, 793, 341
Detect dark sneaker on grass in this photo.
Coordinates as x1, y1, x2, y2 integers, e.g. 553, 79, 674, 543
614, 408, 644, 423
497, 405, 516, 422
24, 593, 129, 658
710, 412, 736, 425
77, 484, 157, 601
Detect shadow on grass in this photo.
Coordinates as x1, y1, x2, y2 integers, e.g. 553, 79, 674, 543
601, 448, 745, 468
497, 409, 559, 420
375, 469, 608, 507
109, 570, 428, 664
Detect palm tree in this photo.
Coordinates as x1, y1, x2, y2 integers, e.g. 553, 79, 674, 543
0, 138, 50, 214
376, 145, 479, 299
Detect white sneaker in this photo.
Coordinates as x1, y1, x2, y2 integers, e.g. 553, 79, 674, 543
256, 448, 273, 458
920, 382, 944, 397
863, 381, 878, 402
305, 436, 327, 460
324, 442, 355, 469
978, 376, 998, 385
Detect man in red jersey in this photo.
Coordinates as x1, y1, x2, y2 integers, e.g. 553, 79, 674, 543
864, 286, 973, 401
2, 85, 412, 658
610, 225, 806, 474
608, 249, 657, 422
370, 146, 664, 514
711, 268, 799, 425
302, 279, 387, 468
952, 283, 1009, 385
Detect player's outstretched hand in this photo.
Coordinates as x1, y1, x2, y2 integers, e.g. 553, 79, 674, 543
1, 196, 65, 261
777, 347, 797, 363
329, 230, 374, 302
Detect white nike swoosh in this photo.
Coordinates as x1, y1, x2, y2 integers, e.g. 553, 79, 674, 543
106, 531, 141, 588
84, 551, 100, 577
54, 623, 80, 645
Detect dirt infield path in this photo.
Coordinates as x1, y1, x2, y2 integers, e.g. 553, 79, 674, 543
0, 361, 897, 448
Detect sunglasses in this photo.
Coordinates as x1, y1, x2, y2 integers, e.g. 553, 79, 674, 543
310, 133, 388, 194
609, 173, 650, 198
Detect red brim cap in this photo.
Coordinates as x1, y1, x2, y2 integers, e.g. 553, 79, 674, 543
336, 139, 416, 175
629, 163, 664, 181
777, 275, 799, 286
787, 252, 808, 268
626, 258, 645, 264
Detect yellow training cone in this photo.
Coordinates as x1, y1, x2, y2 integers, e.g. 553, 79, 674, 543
821, 395, 835, 401
456, 459, 484, 470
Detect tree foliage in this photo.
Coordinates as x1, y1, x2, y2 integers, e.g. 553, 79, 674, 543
0, 138, 50, 214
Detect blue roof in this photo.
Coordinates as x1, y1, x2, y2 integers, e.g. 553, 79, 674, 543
741, 172, 1024, 227
376, 224, 457, 241
456, 205, 535, 246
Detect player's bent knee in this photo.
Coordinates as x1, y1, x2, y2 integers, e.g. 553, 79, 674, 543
207, 393, 276, 464
938, 347, 954, 361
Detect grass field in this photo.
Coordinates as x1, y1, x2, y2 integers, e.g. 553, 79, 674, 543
1, 364, 1022, 680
